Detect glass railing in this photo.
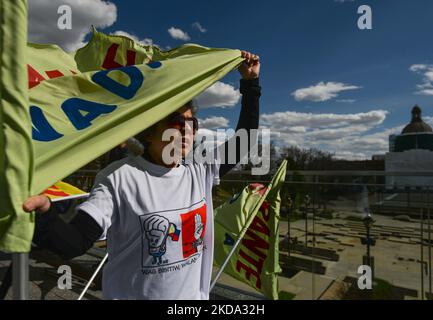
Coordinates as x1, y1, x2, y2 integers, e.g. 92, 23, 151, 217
31, 169, 433, 300
216, 170, 433, 300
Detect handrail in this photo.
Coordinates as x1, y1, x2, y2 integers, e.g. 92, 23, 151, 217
231, 170, 433, 177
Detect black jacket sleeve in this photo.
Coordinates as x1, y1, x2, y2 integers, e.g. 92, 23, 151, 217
32, 204, 103, 260
219, 78, 261, 177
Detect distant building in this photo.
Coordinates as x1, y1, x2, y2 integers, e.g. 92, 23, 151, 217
385, 106, 433, 187
389, 134, 397, 152
372, 154, 385, 161
394, 105, 433, 152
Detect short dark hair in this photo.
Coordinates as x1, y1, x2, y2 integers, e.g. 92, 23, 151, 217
185, 99, 198, 116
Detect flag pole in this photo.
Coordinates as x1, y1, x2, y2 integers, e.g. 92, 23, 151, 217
10, 193, 89, 299
210, 185, 274, 292
2, 0, 32, 300
210, 234, 244, 292
78, 253, 108, 300
51, 193, 90, 203
210, 160, 287, 293
210, 188, 271, 292
12, 253, 29, 300
28, 192, 106, 300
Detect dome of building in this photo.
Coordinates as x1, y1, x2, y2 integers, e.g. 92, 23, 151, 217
394, 105, 433, 152
401, 105, 432, 134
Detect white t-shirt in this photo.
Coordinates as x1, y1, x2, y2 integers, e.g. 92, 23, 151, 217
76, 155, 220, 300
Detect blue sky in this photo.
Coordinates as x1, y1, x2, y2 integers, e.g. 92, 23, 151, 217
28, 0, 433, 159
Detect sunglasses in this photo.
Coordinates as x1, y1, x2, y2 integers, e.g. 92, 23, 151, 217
167, 112, 199, 133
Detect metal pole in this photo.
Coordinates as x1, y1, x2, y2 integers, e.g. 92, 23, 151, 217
304, 197, 309, 248
287, 196, 291, 258
312, 179, 316, 300
12, 253, 29, 300
210, 234, 244, 292
305, 210, 308, 248
209, 179, 280, 292
428, 189, 432, 300
408, 186, 411, 208
367, 226, 371, 263
78, 253, 108, 300
421, 206, 425, 300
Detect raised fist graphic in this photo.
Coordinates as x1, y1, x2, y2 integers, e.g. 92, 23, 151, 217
143, 214, 170, 264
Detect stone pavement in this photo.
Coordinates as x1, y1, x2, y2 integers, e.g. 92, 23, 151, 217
0, 251, 102, 300
279, 212, 432, 299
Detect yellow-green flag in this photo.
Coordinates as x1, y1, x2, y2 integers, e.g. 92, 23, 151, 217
0, 0, 34, 253
214, 160, 287, 299
0, 28, 244, 252
29, 29, 243, 195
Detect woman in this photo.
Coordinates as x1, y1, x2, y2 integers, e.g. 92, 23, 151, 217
23, 50, 261, 300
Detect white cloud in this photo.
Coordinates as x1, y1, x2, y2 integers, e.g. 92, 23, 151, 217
198, 116, 229, 129
111, 30, 155, 47
195, 128, 230, 148
425, 116, 433, 127
260, 110, 387, 131
418, 89, 433, 96
287, 126, 307, 133
409, 64, 428, 72
305, 125, 372, 140
28, 0, 117, 52
292, 81, 360, 102
409, 63, 433, 95
336, 99, 356, 103
192, 22, 207, 33
195, 82, 241, 108
425, 71, 433, 82
168, 27, 190, 41
416, 82, 433, 90
260, 109, 393, 160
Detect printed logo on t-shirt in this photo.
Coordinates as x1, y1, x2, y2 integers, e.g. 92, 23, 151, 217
139, 199, 207, 273
142, 214, 181, 265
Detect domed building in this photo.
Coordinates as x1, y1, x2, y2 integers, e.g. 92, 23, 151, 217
394, 106, 433, 152
385, 106, 433, 187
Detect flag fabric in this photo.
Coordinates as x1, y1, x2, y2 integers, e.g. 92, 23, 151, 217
213, 160, 287, 299
42, 181, 86, 200
0, 27, 244, 252
29, 29, 243, 196
0, 0, 34, 253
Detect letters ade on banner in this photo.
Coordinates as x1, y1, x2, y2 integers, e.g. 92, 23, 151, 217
28, 45, 162, 142
27, 30, 243, 197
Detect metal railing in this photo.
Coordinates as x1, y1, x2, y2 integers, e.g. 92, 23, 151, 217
218, 170, 433, 300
